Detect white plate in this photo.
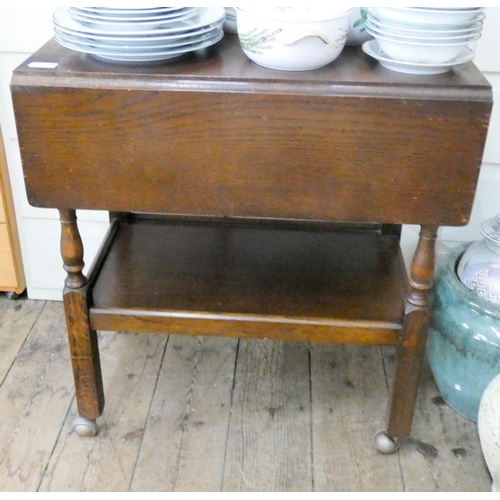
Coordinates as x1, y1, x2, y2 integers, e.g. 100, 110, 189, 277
54, 30, 224, 62
70, 7, 190, 20
80, 7, 181, 16
53, 21, 223, 45
91, 31, 224, 63
361, 39, 474, 74
67, 8, 201, 32
68, 7, 200, 29
53, 7, 225, 36
54, 26, 222, 51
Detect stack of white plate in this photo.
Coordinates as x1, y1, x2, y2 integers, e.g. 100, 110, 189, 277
53, 7, 226, 63
362, 7, 485, 74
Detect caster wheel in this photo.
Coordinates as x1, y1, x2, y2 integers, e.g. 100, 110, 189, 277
6, 291, 22, 300
72, 417, 99, 437
373, 430, 398, 454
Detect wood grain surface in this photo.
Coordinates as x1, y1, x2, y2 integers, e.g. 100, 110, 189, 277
0, 295, 492, 491
11, 38, 492, 225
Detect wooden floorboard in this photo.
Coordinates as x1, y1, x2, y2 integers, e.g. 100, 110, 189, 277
131, 334, 238, 492
310, 344, 404, 491
39, 331, 167, 492
0, 300, 73, 491
0, 296, 44, 382
222, 339, 313, 491
0, 295, 493, 492
384, 350, 492, 492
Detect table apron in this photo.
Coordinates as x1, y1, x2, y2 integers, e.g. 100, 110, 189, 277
12, 86, 491, 225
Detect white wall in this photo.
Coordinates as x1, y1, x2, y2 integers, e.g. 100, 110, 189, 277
0, 5, 109, 300
1, 6, 499, 300
437, 8, 500, 253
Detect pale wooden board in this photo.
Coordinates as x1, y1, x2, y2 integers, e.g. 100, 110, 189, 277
0, 295, 44, 381
222, 339, 313, 492
0, 301, 74, 491
0, 126, 25, 293
39, 330, 167, 492
0, 126, 7, 225
0, 296, 494, 491
310, 344, 403, 491
0, 223, 17, 287
131, 334, 238, 492
0, 189, 5, 223
384, 351, 492, 492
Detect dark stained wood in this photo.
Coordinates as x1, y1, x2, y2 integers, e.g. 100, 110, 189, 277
10, 37, 493, 99
387, 309, 431, 438
407, 225, 439, 308
59, 209, 87, 289
63, 290, 104, 421
11, 39, 492, 226
89, 219, 404, 345
11, 35, 493, 445
60, 209, 104, 420
12, 88, 489, 225
386, 226, 438, 437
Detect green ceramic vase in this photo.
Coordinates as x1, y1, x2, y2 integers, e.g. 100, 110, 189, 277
427, 242, 500, 422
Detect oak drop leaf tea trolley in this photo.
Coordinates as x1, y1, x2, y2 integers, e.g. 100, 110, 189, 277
11, 36, 492, 453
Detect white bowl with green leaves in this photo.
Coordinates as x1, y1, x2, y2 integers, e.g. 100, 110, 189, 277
236, 7, 351, 71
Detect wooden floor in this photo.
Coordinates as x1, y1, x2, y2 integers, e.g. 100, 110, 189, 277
0, 293, 492, 492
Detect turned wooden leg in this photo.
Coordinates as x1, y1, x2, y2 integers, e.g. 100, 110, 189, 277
375, 225, 438, 453
60, 209, 104, 434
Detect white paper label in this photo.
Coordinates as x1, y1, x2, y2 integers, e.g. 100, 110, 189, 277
28, 62, 58, 69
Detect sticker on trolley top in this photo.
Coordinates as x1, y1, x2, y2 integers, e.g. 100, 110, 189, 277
28, 62, 58, 69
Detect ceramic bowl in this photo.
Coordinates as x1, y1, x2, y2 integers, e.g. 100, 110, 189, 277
236, 7, 351, 71
367, 12, 484, 35
366, 19, 482, 41
371, 31, 480, 64
373, 7, 485, 25
367, 23, 481, 44
346, 7, 373, 46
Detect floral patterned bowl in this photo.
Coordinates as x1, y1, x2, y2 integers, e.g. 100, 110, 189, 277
236, 7, 351, 71
346, 7, 373, 45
